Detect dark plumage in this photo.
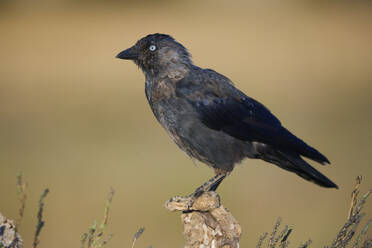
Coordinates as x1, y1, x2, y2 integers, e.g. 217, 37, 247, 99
117, 33, 338, 190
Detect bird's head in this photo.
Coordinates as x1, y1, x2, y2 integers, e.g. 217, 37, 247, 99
116, 33, 192, 77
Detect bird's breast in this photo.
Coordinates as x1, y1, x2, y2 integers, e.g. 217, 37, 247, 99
145, 77, 181, 131
145, 78, 176, 103
149, 98, 191, 153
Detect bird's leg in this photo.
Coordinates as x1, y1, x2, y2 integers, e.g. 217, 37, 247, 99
192, 173, 227, 197
184, 170, 229, 211
209, 174, 225, 191
210, 168, 230, 191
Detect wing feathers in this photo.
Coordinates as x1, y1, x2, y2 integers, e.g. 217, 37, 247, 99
176, 70, 330, 165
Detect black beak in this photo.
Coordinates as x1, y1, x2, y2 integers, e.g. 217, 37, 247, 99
116, 46, 138, 60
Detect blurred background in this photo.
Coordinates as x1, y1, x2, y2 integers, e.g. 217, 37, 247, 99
1, 0, 372, 247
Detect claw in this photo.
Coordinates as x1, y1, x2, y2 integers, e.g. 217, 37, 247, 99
165, 173, 227, 212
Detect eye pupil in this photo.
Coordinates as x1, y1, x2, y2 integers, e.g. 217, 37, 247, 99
149, 45, 156, 51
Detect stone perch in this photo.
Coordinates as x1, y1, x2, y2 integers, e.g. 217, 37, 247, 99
165, 191, 242, 248
0, 212, 23, 248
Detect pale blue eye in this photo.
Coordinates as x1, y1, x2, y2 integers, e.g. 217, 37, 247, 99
149, 45, 156, 51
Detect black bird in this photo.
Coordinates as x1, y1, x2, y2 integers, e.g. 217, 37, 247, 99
116, 33, 338, 197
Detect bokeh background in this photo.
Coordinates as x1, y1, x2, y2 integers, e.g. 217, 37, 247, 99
1, 0, 372, 247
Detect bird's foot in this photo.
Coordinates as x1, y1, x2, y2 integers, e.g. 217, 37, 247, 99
184, 195, 197, 212
165, 173, 227, 212
164, 194, 199, 212
184, 173, 226, 211
165, 191, 220, 212
165, 195, 194, 212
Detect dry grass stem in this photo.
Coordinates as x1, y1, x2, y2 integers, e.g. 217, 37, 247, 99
298, 239, 312, 248
131, 227, 145, 248
349, 176, 363, 220
32, 188, 49, 248
80, 188, 115, 248
329, 176, 372, 248
16, 172, 27, 228
256, 232, 268, 248
256, 176, 372, 248
262, 218, 293, 248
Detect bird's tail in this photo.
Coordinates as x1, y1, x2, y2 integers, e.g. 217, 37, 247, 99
261, 149, 338, 189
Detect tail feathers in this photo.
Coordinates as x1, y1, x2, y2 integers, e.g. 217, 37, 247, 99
300, 144, 330, 165
261, 150, 338, 189
282, 127, 330, 165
